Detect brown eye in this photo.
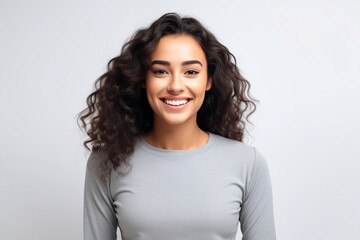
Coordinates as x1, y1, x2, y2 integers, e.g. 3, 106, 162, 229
185, 70, 199, 75
152, 69, 168, 75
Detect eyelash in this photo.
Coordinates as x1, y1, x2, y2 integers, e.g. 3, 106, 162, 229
151, 69, 199, 76
185, 70, 199, 75
152, 69, 168, 75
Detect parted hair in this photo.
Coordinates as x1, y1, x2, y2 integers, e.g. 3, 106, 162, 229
78, 13, 257, 175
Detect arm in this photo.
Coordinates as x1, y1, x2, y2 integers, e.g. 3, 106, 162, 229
84, 151, 118, 240
239, 148, 276, 240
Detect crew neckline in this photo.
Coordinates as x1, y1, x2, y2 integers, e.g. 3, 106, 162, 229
139, 133, 216, 158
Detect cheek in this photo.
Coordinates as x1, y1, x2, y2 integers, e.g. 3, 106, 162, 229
145, 77, 155, 96
145, 88, 154, 106
145, 92, 156, 113
189, 80, 210, 95
145, 84, 158, 100
145, 76, 163, 93
145, 81, 159, 111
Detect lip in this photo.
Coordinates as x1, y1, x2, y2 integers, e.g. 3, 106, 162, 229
160, 97, 192, 101
160, 97, 192, 109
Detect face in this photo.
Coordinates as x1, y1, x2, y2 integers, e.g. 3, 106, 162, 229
145, 34, 211, 127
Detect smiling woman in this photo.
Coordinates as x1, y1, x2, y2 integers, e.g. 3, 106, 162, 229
144, 35, 212, 149
78, 13, 276, 240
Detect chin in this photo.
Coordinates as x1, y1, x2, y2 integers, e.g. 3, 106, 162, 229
162, 118, 192, 126
155, 114, 196, 127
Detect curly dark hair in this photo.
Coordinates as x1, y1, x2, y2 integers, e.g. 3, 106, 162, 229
78, 12, 257, 175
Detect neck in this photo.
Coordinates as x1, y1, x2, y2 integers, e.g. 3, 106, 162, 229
144, 120, 209, 150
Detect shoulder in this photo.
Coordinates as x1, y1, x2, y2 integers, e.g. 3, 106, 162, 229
85, 148, 111, 181
210, 133, 268, 170
87, 149, 108, 168
211, 133, 256, 157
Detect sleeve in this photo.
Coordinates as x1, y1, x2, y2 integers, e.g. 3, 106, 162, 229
83, 151, 118, 240
239, 148, 276, 240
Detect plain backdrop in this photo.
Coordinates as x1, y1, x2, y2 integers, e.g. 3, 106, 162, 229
1, 0, 359, 239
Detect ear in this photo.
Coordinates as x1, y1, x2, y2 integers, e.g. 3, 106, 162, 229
206, 77, 212, 91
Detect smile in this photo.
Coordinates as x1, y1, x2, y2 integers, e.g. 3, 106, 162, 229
161, 98, 190, 106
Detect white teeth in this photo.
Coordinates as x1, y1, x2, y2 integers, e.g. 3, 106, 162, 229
164, 99, 189, 106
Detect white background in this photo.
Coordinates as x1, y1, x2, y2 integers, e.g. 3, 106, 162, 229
1, 0, 359, 239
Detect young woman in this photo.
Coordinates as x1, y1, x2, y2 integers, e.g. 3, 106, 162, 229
79, 13, 276, 240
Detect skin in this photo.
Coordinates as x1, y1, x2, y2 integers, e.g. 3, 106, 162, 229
144, 34, 212, 150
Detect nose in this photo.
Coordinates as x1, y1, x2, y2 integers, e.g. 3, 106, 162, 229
167, 74, 184, 94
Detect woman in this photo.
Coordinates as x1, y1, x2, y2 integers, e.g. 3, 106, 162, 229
79, 13, 276, 240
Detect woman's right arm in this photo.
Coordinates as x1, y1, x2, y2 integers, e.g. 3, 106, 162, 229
84, 151, 118, 240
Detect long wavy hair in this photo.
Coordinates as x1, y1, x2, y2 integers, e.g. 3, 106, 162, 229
78, 13, 257, 175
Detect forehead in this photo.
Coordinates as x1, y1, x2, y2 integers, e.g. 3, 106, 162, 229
150, 35, 206, 63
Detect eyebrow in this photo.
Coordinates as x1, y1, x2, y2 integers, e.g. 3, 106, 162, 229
150, 60, 203, 67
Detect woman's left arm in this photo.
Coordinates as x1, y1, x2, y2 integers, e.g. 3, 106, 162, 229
239, 148, 276, 240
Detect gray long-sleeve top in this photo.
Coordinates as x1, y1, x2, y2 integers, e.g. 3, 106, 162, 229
84, 133, 276, 240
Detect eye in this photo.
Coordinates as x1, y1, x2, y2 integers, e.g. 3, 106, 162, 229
152, 69, 168, 76
185, 70, 199, 75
